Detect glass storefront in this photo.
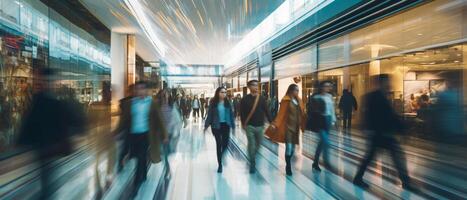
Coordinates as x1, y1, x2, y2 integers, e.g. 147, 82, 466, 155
0, 0, 110, 152
226, 0, 466, 147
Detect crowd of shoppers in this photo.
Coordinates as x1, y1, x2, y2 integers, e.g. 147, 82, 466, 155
201, 76, 420, 192
16, 74, 441, 199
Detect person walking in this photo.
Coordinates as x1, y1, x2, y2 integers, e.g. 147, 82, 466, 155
266, 84, 305, 176
115, 85, 134, 173
353, 74, 412, 190
192, 95, 201, 122
204, 87, 235, 173
309, 81, 336, 172
233, 94, 242, 119
18, 68, 85, 199
180, 95, 190, 122
114, 81, 168, 193
240, 80, 272, 173
269, 96, 279, 118
204, 97, 210, 119
200, 94, 206, 120
338, 89, 358, 131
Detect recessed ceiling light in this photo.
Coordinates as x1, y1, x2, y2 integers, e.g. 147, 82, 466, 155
454, 60, 460, 63
457, 54, 461, 56
417, 33, 423, 36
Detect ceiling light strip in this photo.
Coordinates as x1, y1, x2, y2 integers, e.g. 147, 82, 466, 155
123, 0, 167, 56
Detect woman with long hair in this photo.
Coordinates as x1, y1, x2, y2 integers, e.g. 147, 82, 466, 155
204, 87, 235, 173
266, 84, 306, 175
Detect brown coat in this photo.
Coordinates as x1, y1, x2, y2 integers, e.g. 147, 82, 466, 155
115, 96, 168, 163
265, 95, 306, 144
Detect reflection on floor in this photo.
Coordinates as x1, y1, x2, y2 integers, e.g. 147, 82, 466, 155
2, 117, 463, 199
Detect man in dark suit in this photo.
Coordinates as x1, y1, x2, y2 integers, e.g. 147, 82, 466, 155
353, 74, 412, 190
18, 68, 85, 199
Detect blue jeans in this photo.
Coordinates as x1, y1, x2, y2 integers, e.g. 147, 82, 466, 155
313, 116, 331, 166
285, 143, 295, 157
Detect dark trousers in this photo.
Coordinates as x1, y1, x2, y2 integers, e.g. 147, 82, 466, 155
201, 108, 205, 119
129, 133, 149, 186
211, 123, 230, 166
342, 111, 352, 129
193, 108, 200, 118
118, 135, 130, 170
39, 157, 53, 200
354, 135, 410, 184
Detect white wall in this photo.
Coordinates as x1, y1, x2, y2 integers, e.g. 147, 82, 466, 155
278, 77, 302, 100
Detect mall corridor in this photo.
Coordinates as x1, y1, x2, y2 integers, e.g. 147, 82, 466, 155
2, 117, 467, 199
1, 0, 467, 199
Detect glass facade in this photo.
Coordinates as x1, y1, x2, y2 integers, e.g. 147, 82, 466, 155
0, 0, 110, 152
227, 0, 467, 155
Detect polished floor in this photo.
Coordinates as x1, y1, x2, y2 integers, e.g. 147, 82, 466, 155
1, 117, 466, 199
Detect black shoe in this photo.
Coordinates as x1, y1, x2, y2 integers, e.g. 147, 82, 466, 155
217, 165, 223, 173
402, 182, 418, 192
249, 166, 256, 174
353, 179, 369, 189
312, 164, 321, 172
286, 166, 292, 176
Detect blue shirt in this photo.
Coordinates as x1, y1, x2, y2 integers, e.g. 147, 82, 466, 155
131, 96, 152, 134
217, 102, 230, 123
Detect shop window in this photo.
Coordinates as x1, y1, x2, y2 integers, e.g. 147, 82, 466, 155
239, 72, 247, 88
319, 0, 467, 70
318, 37, 347, 70
20, 5, 32, 30
275, 45, 316, 79
2, 0, 20, 24
248, 68, 258, 81
260, 64, 272, 82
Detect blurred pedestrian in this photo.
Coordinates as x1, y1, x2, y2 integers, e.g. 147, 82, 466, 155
204, 87, 235, 173
266, 84, 305, 176
204, 97, 210, 119
115, 85, 134, 173
192, 95, 201, 122
269, 96, 279, 118
233, 94, 242, 119
200, 94, 206, 120
113, 81, 168, 194
18, 68, 85, 199
180, 95, 190, 124
338, 89, 358, 131
240, 80, 272, 173
353, 74, 412, 190
309, 81, 336, 172
431, 81, 464, 143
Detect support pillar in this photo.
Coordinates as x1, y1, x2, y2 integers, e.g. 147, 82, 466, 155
110, 32, 136, 112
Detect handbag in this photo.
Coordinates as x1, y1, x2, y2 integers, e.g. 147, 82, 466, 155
242, 94, 260, 129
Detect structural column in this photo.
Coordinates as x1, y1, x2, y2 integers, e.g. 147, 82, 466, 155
110, 32, 136, 112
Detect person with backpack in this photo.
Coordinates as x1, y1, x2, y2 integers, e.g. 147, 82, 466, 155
308, 81, 336, 172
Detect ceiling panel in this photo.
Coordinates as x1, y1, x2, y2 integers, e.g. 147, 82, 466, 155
81, 0, 284, 65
